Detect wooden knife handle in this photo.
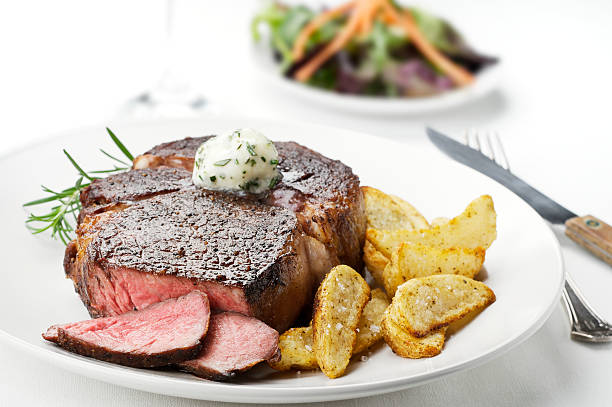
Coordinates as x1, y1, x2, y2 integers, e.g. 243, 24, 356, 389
565, 215, 612, 266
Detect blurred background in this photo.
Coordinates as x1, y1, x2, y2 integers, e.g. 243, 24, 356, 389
2, 0, 611, 215
2, 1, 612, 405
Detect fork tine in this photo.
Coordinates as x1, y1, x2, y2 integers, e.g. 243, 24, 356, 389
475, 131, 494, 160
474, 131, 482, 152
464, 129, 475, 149
485, 132, 496, 162
492, 132, 511, 172
464, 128, 481, 151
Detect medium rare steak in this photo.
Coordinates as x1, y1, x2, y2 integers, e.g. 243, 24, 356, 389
66, 188, 317, 331
43, 291, 210, 368
133, 137, 366, 270
179, 312, 279, 380
65, 136, 365, 333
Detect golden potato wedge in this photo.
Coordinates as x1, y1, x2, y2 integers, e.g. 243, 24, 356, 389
271, 289, 391, 371
363, 240, 390, 286
313, 265, 370, 378
367, 195, 497, 258
361, 186, 430, 231
383, 243, 485, 297
353, 289, 390, 354
392, 274, 495, 337
361, 187, 429, 286
430, 217, 450, 227
382, 307, 446, 358
268, 326, 318, 371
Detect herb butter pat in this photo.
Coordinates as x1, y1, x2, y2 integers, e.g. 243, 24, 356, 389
192, 128, 281, 194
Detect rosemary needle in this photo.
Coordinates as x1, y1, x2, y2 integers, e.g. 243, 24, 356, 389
23, 128, 134, 245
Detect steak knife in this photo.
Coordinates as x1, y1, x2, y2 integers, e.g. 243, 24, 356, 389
426, 127, 612, 266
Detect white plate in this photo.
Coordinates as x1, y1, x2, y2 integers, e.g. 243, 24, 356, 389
0, 116, 563, 403
251, 41, 502, 115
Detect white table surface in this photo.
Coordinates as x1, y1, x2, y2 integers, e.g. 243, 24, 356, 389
1, 0, 611, 405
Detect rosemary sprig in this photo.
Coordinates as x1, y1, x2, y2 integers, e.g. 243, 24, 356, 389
23, 128, 133, 245
106, 127, 134, 161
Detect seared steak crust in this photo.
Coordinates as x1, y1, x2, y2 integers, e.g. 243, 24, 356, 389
272, 141, 365, 270
131, 137, 366, 270
68, 189, 313, 331
56, 330, 201, 368
89, 189, 297, 288
65, 136, 365, 333
80, 167, 191, 207
132, 137, 209, 172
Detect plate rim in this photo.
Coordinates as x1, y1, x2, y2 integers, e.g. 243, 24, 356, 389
0, 115, 565, 403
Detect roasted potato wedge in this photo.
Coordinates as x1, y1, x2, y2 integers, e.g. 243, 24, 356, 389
383, 243, 485, 297
270, 289, 391, 371
430, 217, 450, 227
363, 240, 390, 286
268, 326, 318, 371
391, 275, 495, 337
313, 265, 370, 378
367, 195, 497, 258
362, 186, 430, 285
382, 306, 446, 358
361, 186, 429, 231
353, 289, 390, 354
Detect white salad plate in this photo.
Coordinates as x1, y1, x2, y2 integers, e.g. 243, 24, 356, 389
251, 41, 502, 116
0, 115, 563, 403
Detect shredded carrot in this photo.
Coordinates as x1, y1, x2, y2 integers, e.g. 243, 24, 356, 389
381, 3, 474, 86
291, 0, 475, 86
294, 5, 363, 82
295, 0, 377, 82
357, 0, 381, 35
292, 1, 356, 60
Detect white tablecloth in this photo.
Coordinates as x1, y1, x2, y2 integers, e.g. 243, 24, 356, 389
2, 0, 611, 405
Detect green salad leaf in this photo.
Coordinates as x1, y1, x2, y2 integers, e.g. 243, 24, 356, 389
252, 2, 345, 72
251, 3, 286, 42
252, 3, 294, 70
308, 17, 342, 49
411, 8, 466, 56
278, 6, 313, 46
365, 20, 407, 71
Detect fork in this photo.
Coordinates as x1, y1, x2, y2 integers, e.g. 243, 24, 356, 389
465, 130, 612, 343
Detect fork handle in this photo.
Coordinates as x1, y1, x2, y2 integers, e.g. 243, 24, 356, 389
565, 215, 612, 266
562, 275, 612, 342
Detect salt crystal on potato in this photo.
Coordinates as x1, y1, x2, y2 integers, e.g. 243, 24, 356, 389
312, 265, 370, 378
391, 274, 495, 338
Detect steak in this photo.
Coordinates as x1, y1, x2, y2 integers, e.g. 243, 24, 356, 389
80, 167, 192, 207
67, 189, 317, 332
133, 137, 366, 270
179, 312, 279, 380
42, 291, 210, 368
65, 137, 365, 333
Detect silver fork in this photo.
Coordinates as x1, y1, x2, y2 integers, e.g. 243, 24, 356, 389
465, 130, 612, 343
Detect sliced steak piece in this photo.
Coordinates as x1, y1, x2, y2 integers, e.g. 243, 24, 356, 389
66, 189, 316, 332
42, 291, 211, 368
179, 312, 279, 381
132, 137, 366, 270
